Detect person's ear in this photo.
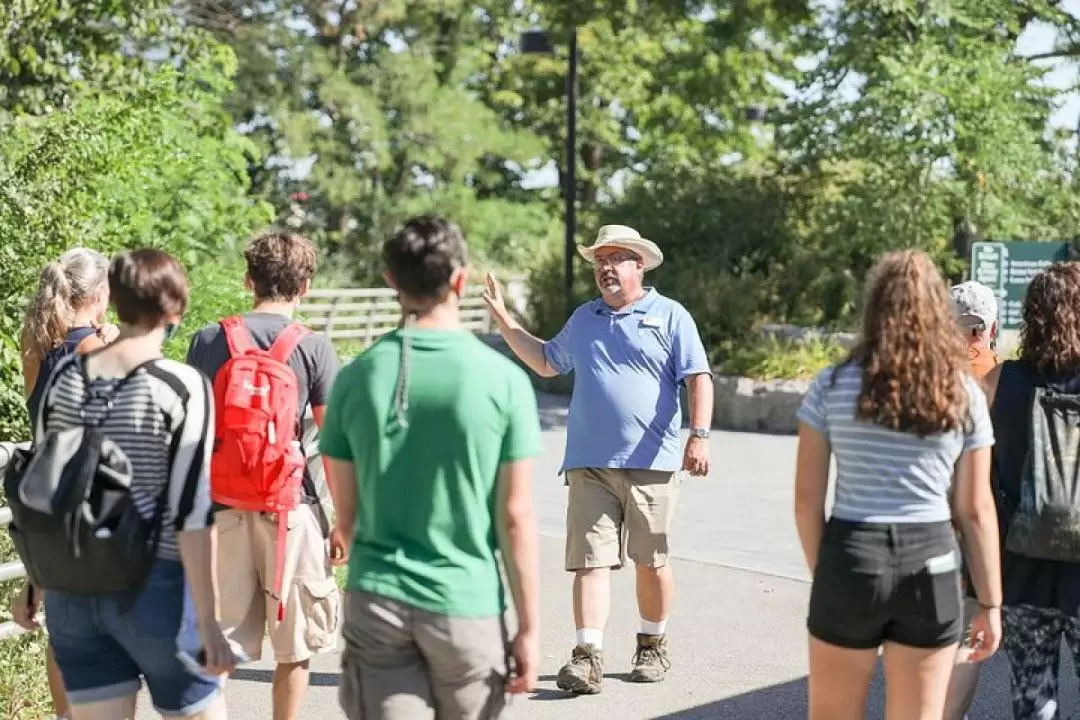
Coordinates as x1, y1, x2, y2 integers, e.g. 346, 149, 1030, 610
298, 278, 312, 299
449, 267, 467, 296
383, 270, 399, 291
244, 274, 254, 292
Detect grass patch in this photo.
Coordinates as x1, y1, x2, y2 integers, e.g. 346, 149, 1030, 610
0, 528, 52, 720
716, 337, 848, 380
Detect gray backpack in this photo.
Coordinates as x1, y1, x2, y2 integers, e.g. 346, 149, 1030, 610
1005, 384, 1080, 561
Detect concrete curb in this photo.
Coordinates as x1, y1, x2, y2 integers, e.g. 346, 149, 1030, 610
478, 334, 810, 435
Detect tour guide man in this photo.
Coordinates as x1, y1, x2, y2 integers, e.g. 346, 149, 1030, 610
483, 224, 714, 694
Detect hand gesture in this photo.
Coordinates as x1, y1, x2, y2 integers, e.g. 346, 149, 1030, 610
506, 630, 539, 694
198, 620, 239, 677
966, 606, 1002, 663
482, 272, 508, 321
682, 437, 709, 477
11, 582, 41, 631
95, 322, 120, 345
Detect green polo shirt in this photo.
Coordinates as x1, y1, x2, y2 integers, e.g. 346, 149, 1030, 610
319, 328, 542, 616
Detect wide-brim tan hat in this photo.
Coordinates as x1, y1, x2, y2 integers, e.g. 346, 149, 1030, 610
577, 225, 663, 271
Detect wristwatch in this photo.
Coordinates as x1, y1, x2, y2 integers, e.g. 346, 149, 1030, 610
690, 428, 710, 440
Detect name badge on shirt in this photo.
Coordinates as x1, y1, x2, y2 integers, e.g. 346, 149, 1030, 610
641, 316, 662, 329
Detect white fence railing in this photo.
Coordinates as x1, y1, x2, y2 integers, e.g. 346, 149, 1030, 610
0, 441, 30, 641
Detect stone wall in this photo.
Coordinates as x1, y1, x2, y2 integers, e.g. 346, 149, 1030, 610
711, 375, 809, 434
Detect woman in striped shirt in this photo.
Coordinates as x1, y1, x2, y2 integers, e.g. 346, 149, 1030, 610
794, 250, 1003, 719
18, 249, 237, 720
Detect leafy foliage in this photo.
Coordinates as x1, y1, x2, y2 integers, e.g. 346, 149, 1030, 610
197, 1, 558, 284
0, 44, 273, 441
0, 0, 207, 116
717, 337, 847, 380
776, 0, 1080, 322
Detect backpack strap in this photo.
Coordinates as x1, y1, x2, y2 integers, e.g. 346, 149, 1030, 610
268, 323, 311, 365
221, 316, 257, 358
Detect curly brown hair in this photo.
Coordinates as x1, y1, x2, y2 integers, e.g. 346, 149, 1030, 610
244, 231, 318, 301
847, 250, 969, 436
1019, 262, 1080, 377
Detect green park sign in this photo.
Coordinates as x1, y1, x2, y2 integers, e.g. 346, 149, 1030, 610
969, 241, 1075, 330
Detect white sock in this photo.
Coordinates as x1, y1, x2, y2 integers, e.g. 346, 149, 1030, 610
641, 618, 667, 636
576, 628, 603, 649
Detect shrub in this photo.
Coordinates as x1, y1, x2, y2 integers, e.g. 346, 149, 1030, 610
164, 258, 254, 363
0, 49, 272, 442
524, 249, 597, 339
717, 337, 848, 380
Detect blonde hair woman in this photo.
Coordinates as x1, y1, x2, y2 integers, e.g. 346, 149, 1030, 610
11, 247, 117, 720
21, 247, 119, 423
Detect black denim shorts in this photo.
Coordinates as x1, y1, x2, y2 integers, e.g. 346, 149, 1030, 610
807, 518, 963, 650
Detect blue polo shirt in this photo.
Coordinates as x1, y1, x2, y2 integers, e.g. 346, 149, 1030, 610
543, 288, 711, 472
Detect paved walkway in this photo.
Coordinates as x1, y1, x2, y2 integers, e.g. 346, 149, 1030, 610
132, 394, 1071, 719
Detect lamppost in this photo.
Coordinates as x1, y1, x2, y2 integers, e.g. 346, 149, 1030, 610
521, 27, 578, 319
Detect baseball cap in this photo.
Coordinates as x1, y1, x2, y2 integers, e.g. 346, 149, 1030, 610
950, 281, 998, 330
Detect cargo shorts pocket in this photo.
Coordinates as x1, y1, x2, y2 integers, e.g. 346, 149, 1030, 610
302, 577, 342, 651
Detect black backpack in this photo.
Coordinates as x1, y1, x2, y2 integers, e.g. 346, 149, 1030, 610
1005, 383, 1080, 561
4, 365, 167, 596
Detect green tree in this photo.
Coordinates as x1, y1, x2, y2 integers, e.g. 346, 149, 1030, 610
487, 0, 811, 213
0, 45, 273, 441
780, 0, 1080, 323
0, 0, 213, 115
186, 1, 557, 284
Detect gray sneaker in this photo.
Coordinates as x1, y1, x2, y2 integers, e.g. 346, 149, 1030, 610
556, 643, 603, 694
628, 633, 671, 683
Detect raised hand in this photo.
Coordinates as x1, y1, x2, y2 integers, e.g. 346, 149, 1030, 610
482, 271, 508, 321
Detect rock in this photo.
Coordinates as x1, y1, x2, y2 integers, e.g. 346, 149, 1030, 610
712, 375, 810, 435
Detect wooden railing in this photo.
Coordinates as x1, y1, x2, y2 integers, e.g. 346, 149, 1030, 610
297, 277, 527, 345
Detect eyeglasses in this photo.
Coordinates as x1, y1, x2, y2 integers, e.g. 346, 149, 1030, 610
591, 252, 639, 268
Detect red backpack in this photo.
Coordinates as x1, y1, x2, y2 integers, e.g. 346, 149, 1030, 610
210, 316, 310, 619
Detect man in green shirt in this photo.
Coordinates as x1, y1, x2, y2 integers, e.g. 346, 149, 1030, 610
320, 215, 543, 719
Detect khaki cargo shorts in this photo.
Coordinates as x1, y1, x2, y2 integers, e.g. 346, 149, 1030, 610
339, 590, 509, 720
565, 467, 680, 571
216, 505, 342, 664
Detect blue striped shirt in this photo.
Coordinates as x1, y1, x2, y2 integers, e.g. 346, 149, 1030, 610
796, 363, 994, 523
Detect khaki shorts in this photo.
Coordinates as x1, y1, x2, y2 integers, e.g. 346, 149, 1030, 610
216, 505, 342, 664
339, 590, 508, 720
565, 467, 680, 571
